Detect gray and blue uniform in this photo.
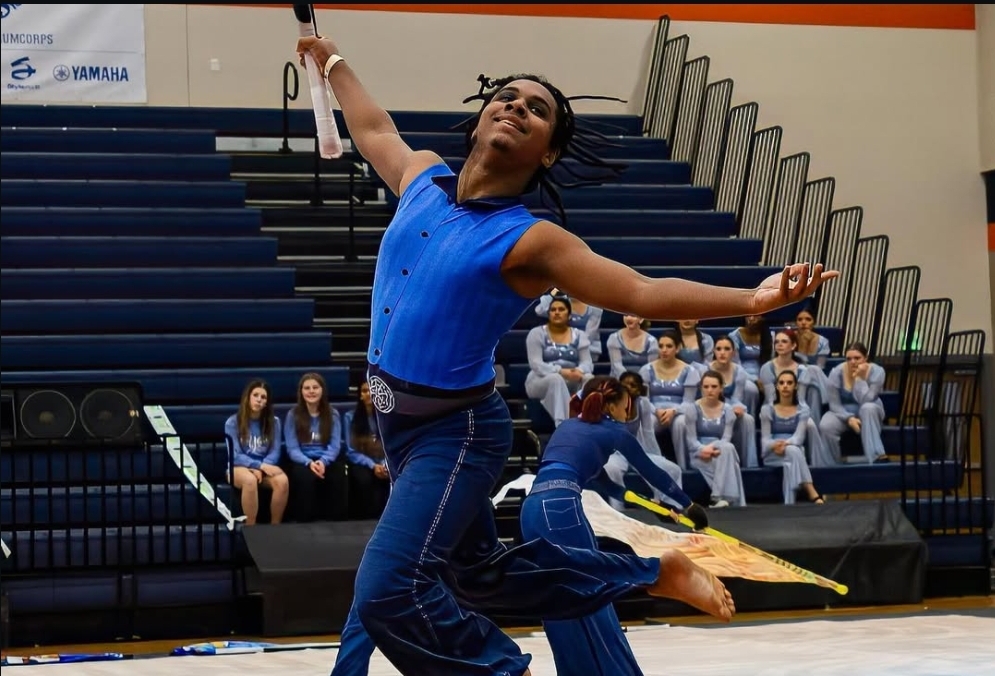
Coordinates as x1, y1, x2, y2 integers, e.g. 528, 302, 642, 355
524, 324, 594, 426
683, 402, 747, 506
605, 329, 658, 378
759, 403, 816, 504
818, 363, 887, 464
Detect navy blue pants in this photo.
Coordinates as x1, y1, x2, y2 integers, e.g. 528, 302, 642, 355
519, 473, 649, 675
331, 392, 660, 676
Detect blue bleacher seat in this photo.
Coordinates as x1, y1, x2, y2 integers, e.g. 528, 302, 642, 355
0, 484, 233, 528
1, 332, 333, 370
522, 184, 714, 211
0, 525, 232, 569
1, 152, 233, 181
584, 237, 762, 267
445, 157, 691, 185
1, 267, 297, 300
0, 207, 262, 237
0, 180, 247, 209
0, 236, 277, 268
0, 128, 219, 154
398, 131, 666, 160
0, 298, 316, 334
0, 365, 350, 404
542, 209, 739, 239
0, 444, 230, 487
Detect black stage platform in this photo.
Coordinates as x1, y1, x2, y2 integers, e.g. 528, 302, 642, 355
241, 500, 927, 637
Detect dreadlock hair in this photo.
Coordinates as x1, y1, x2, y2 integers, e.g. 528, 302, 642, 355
569, 375, 629, 424
455, 73, 628, 225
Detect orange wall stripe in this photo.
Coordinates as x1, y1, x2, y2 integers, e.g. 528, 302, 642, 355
226, 4, 976, 30
989, 224, 995, 253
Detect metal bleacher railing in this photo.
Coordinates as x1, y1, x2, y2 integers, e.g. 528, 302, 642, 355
641, 15, 989, 548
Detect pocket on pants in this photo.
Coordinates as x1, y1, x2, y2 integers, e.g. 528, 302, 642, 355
541, 497, 581, 532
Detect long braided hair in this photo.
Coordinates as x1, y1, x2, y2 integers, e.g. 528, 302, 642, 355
568, 375, 630, 423
455, 73, 628, 225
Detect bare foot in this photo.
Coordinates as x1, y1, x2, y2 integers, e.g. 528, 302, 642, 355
646, 549, 735, 622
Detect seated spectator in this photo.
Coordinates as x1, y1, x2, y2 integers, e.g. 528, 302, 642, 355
759, 329, 828, 424
819, 342, 888, 465
605, 314, 658, 378
759, 370, 826, 504
525, 296, 594, 427
674, 319, 714, 369
601, 371, 686, 512
682, 370, 747, 507
637, 329, 699, 462
225, 379, 288, 525
792, 306, 831, 369
345, 380, 390, 520
727, 315, 772, 412
284, 372, 349, 522
706, 336, 758, 468
535, 288, 605, 361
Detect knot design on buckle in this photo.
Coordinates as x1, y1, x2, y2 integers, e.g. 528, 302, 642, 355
368, 375, 395, 414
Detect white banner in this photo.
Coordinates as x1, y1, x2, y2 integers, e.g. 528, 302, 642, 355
1, 4, 147, 104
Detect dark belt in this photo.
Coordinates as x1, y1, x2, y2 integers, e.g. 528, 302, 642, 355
366, 364, 496, 418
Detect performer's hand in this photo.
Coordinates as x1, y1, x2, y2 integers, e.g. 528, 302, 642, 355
751, 263, 839, 315
686, 503, 709, 531
297, 35, 341, 73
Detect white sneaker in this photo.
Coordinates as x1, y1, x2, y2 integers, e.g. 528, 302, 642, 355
710, 498, 730, 509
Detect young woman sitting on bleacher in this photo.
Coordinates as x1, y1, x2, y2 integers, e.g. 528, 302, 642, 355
284, 372, 349, 522
682, 370, 747, 508
819, 342, 888, 465
225, 379, 289, 525
600, 371, 686, 512
524, 296, 595, 427
706, 336, 758, 468
759, 329, 828, 425
759, 370, 826, 504
534, 288, 605, 361
344, 380, 390, 520
674, 319, 714, 370
727, 314, 772, 412
637, 329, 699, 462
793, 306, 831, 369
605, 314, 658, 378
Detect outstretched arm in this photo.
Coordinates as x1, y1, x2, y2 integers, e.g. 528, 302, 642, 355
297, 36, 442, 197
502, 221, 838, 321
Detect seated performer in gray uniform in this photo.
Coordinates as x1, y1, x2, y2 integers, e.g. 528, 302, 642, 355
525, 295, 594, 427
819, 341, 888, 465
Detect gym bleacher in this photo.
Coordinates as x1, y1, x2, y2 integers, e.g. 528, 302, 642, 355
1, 13, 991, 646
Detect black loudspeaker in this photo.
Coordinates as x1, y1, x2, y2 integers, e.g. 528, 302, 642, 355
2, 383, 146, 449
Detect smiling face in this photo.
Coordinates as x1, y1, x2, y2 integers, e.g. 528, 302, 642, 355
301, 378, 323, 406
472, 79, 560, 170
623, 314, 644, 330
